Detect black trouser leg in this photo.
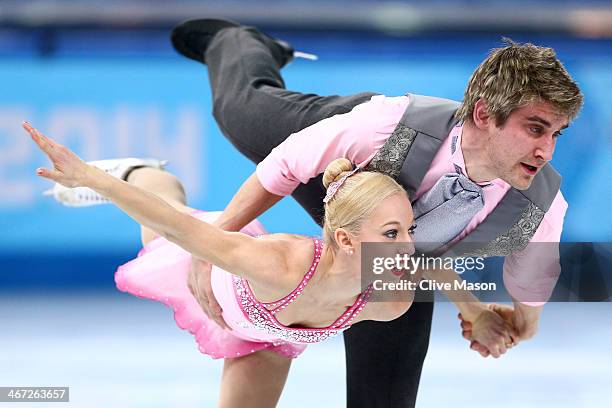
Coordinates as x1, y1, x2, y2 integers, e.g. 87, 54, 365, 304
205, 25, 377, 224
344, 294, 434, 408
204, 25, 433, 408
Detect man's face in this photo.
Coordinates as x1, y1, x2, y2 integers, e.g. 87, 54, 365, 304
485, 101, 569, 190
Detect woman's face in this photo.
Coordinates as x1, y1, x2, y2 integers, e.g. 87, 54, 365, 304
343, 191, 416, 286
332, 191, 416, 286
353, 191, 416, 256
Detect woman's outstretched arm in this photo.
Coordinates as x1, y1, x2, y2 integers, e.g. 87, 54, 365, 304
24, 122, 287, 283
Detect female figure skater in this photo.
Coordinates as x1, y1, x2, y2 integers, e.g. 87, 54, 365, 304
24, 122, 513, 407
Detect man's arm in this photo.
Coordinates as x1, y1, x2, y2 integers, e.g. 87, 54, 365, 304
213, 173, 283, 232
502, 191, 568, 326
460, 191, 568, 352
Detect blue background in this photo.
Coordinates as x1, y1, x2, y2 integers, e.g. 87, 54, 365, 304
0, 32, 611, 288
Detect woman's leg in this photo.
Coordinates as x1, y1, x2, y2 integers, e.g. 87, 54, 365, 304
219, 350, 292, 408
125, 167, 194, 246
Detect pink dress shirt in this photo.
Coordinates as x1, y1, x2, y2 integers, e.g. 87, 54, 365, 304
256, 95, 567, 305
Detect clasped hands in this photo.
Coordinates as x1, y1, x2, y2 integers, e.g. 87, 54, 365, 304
458, 303, 531, 358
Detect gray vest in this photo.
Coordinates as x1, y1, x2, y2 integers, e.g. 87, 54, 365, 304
364, 94, 560, 258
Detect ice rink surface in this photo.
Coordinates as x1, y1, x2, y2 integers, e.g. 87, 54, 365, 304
1, 292, 610, 407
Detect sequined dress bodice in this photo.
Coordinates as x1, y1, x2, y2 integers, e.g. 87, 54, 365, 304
231, 238, 373, 345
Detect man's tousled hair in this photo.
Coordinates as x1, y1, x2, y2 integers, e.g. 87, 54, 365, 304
456, 38, 583, 126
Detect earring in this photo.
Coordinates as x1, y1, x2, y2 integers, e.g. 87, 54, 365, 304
348, 249, 354, 255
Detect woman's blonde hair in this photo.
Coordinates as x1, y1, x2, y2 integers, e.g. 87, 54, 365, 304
322, 158, 405, 249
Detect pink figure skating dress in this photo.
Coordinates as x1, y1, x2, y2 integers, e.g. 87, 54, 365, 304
115, 211, 373, 359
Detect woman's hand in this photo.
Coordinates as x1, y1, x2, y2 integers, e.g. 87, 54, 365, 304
24, 122, 91, 187
459, 303, 518, 358
470, 307, 516, 358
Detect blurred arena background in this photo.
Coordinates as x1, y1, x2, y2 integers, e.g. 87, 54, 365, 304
1, 1, 611, 407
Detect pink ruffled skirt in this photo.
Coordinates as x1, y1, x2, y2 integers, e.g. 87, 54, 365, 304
114, 211, 307, 359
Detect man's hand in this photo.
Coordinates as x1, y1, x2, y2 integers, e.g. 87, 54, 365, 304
506, 302, 540, 341
187, 257, 231, 330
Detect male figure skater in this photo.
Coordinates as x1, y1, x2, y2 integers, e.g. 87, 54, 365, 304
171, 18, 583, 407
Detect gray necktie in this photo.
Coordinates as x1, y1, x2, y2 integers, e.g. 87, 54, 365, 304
411, 134, 486, 254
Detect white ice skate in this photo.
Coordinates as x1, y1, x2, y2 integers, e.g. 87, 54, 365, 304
43, 158, 168, 207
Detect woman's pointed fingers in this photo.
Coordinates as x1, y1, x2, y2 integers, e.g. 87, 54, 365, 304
23, 122, 61, 157
24, 122, 51, 154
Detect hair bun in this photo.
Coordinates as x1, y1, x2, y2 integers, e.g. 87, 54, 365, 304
322, 158, 354, 189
